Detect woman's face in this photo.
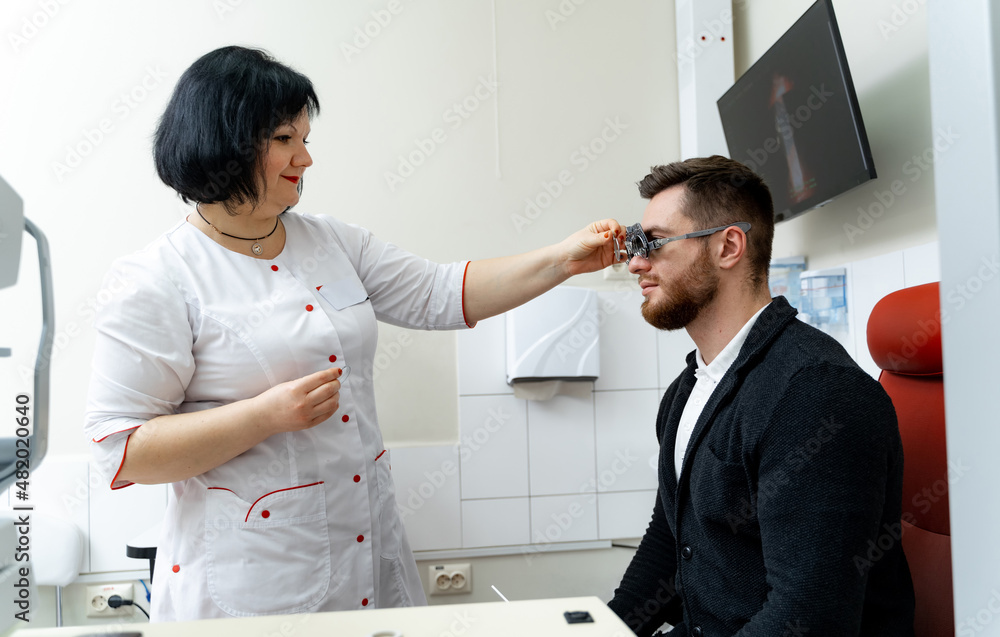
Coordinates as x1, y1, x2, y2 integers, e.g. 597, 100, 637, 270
261, 110, 312, 213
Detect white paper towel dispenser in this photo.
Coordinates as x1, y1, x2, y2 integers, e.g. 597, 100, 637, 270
505, 287, 599, 384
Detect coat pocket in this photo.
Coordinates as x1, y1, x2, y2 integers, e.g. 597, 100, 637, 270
688, 447, 757, 536
205, 482, 334, 616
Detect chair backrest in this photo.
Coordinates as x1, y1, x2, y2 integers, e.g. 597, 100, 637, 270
867, 281, 952, 637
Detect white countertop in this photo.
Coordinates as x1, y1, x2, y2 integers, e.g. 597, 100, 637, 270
12, 596, 636, 637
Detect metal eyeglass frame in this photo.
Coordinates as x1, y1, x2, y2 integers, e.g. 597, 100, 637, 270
615, 221, 752, 264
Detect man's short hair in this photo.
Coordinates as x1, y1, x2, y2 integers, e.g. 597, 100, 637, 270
637, 155, 775, 289
153, 46, 320, 213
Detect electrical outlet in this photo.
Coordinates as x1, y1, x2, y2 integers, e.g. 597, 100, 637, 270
86, 583, 134, 618
428, 563, 472, 596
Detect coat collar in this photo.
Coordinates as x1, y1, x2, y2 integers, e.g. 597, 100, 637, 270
659, 296, 799, 504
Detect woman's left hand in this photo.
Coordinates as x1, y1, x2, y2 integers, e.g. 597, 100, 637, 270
557, 219, 626, 276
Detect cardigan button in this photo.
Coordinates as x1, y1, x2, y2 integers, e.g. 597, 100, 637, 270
691, 626, 703, 637
681, 545, 693, 560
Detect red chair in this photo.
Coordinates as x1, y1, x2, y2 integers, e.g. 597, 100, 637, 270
867, 281, 953, 637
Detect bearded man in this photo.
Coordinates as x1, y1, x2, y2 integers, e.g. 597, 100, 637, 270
607, 156, 915, 637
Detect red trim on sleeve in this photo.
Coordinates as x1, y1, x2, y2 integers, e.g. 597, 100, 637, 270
374, 449, 387, 462
461, 261, 473, 328
108, 431, 137, 491
244, 481, 325, 522
92, 424, 141, 444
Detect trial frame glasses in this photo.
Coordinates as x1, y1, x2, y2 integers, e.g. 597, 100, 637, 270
615, 221, 752, 264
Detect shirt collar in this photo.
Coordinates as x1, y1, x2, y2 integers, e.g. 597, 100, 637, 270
694, 302, 772, 383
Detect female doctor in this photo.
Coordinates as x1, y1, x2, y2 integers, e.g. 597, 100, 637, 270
84, 46, 623, 621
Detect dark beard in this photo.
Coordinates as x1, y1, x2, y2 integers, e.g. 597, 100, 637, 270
640, 245, 719, 331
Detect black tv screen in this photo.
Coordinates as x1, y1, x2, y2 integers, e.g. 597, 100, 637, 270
717, 0, 875, 223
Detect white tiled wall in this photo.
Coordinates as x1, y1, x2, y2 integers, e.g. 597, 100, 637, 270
594, 390, 660, 493
461, 498, 531, 548
1, 454, 168, 581
529, 493, 599, 544
394, 288, 670, 552
458, 396, 529, 500
526, 395, 595, 497
390, 445, 462, 552
598, 491, 659, 540
594, 289, 660, 392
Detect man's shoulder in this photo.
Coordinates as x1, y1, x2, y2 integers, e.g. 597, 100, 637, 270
762, 316, 861, 373
739, 317, 892, 420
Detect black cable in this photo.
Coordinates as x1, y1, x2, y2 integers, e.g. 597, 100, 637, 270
108, 595, 151, 620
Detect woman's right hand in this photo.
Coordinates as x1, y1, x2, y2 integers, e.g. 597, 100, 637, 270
251, 367, 344, 434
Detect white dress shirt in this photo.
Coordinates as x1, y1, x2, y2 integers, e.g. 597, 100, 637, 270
84, 212, 470, 621
674, 303, 770, 480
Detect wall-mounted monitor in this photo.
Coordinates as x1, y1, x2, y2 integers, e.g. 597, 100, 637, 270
717, 0, 876, 223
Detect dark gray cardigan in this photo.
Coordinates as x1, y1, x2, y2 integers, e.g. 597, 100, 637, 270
608, 297, 915, 637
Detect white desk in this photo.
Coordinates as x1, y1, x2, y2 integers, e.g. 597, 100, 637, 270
12, 596, 636, 637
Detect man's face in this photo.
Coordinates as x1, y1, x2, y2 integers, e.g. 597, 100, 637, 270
628, 185, 720, 331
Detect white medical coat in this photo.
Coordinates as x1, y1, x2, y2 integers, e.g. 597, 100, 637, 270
84, 212, 471, 621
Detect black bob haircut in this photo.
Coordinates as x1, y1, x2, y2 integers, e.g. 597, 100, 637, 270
153, 46, 320, 213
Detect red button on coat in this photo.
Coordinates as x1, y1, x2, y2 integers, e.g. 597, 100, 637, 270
342, 415, 350, 423
306, 305, 314, 312
353, 475, 361, 483
362, 598, 369, 606
172, 565, 180, 573
357, 535, 364, 543
262, 510, 270, 519
271, 265, 279, 271
329, 355, 337, 363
